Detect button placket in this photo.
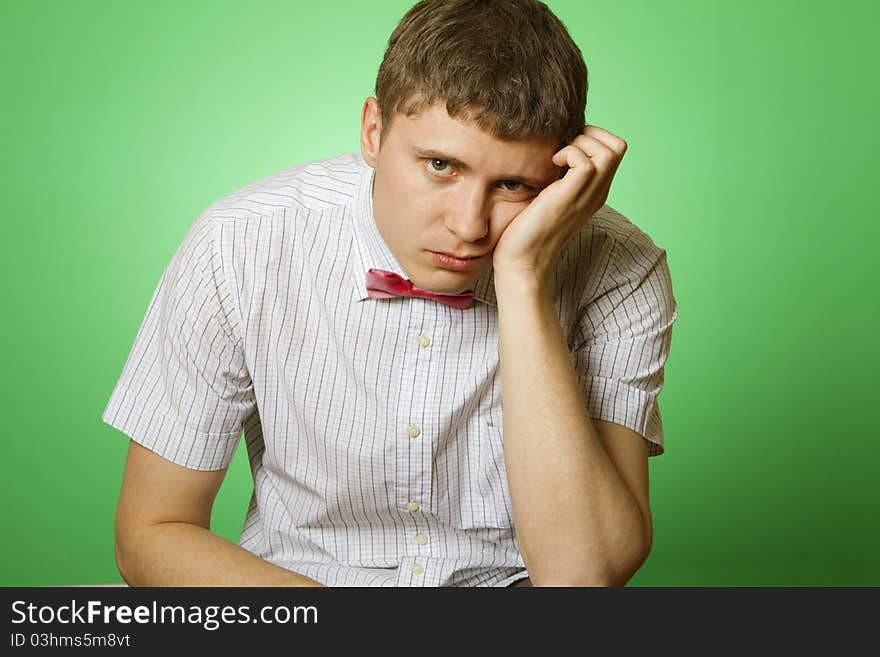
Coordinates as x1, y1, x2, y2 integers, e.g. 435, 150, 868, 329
396, 304, 449, 541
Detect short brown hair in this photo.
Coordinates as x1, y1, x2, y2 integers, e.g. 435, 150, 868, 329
375, 0, 588, 148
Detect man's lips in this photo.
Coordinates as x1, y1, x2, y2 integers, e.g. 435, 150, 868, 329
427, 250, 486, 272
431, 250, 486, 260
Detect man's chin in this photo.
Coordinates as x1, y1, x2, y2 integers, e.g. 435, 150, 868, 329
411, 269, 479, 294
402, 253, 491, 293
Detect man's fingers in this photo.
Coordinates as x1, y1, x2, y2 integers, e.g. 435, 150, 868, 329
553, 141, 611, 212
548, 125, 627, 214
571, 126, 626, 210
584, 126, 627, 187
571, 132, 621, 173
551, 143, 596, 175
550, 144, 598, 206
583, 125, 628, 158
572, 126, 627, 190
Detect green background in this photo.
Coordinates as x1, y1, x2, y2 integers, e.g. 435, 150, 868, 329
2, 0, 877, 586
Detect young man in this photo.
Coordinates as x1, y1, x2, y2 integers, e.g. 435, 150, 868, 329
104, 0, 678, 587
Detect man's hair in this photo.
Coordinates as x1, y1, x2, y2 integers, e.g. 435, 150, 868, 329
375, 0, 588, 149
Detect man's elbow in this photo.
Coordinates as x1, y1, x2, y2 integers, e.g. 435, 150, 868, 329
531, 535, 653, 587
114, 527, 138, 586
114, 519, 154, 587
597, 527, 653, 586
531, 565, 639, 587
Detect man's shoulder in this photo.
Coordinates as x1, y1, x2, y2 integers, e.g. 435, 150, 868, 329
199, 152, 370, 221
558, 204, 668, 274
586, 204, 665, 254
552, 204, 670, 306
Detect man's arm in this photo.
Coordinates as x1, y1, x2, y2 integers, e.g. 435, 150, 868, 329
494, 275, 652, 587
115, 440, 324, 587
506, 414, 653, 588
486, 124, 655, 586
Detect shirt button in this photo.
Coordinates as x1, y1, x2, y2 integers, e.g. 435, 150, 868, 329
417, 334, 431, 348
405, 500, 420, 512
407, 424, 421, 438
415, 532, 429, 545
411, 563, 424, 576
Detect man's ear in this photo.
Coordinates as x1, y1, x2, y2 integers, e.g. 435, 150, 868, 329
360, 97, 383, 167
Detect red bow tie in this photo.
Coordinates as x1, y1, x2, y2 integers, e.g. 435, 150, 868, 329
365, 269, 475, 310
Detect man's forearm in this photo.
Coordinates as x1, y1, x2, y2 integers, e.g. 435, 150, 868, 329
494, 271, 648, 586
116, 522, 324, 587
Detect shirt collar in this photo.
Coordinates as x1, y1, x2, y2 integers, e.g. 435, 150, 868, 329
349, 157, 497, 308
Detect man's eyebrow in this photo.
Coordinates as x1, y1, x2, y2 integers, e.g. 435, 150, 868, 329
412, 147, 548, 188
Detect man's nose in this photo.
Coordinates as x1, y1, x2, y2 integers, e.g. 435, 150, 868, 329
445, 185, 490, 242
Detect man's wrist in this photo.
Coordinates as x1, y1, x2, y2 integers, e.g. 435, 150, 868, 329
492, 263, 550, 302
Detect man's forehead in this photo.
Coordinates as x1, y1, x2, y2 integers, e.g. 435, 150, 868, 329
394, 99, 551, 140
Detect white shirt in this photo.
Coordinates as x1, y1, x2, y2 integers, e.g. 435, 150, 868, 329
101, 152, 679, 587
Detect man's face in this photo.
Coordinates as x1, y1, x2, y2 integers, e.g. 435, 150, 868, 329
360, 97, 561, 294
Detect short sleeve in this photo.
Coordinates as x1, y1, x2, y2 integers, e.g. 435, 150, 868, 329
101, 215, 256, 471
569, 230, 679, 456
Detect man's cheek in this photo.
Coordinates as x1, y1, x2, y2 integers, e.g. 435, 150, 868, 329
496, 203, 532, 234
490, 217, 515, 244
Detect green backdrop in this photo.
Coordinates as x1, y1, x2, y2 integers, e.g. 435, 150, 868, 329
2, 0, 877, 586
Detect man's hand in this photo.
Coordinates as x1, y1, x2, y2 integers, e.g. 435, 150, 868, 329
492, 125, 627, 289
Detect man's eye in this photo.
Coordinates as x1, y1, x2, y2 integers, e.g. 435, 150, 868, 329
427, 159, 453, 175
501, 180, 526, 192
